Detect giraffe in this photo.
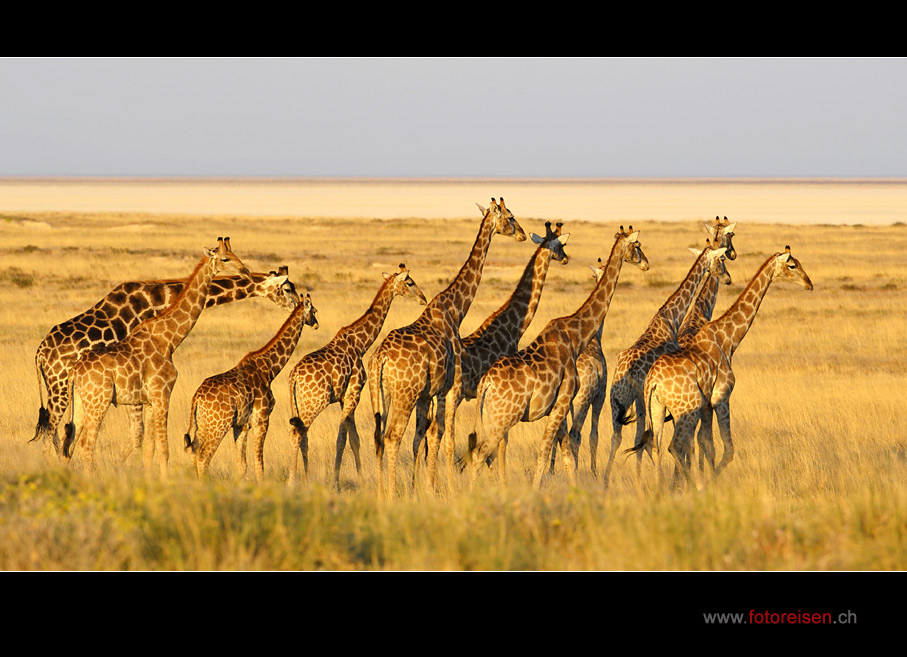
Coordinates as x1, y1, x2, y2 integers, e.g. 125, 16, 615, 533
601, 240, 731, 487
33, 266, 299, 456
285, 264, 427, 489
467, 226, 649, 489
367, 198, 526, 499
676, 262, 725, 473
184, 292, 320, 480
62, 237, 252, 478
544, 258, 607, 477
450, 220, 570, 471
630, 246, 813, 489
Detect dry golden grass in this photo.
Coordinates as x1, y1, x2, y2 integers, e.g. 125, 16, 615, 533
1, 192, 905, 571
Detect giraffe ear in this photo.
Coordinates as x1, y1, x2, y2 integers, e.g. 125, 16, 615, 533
710, 247, 727, 259
689, 247, 703, 257
476, 203, 487, 215
777, 252, 792, 263
530, 232, 543, 244
724, 222, 737, 233
272, 275, 288, 285
203, 246, 218, 258
627, 231, 639, 243
703, 222, 717, 240
588, 264, 598, 274
557, 232, 570, 245
382, 272, 393, 280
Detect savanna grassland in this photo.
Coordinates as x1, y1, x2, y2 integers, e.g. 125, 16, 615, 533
1, 201, 906, 571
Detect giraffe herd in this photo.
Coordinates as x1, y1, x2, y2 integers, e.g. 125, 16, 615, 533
29, 203, 813, 495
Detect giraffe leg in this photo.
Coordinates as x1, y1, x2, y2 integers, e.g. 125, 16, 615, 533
346, 416, 363, 486
697, 406, 717, 474
713, 401, 734, 475
495, 433, 509, 484
333, 417, 349, 490
603, 386, 633, 489
149, 400, 171, 480
424, 393, 449, 493
123, 404, 144, 464
410, 397, 431, 489
632, 392, 651, 476
234, 424, 249, 481
588, 388, 606, 477
668, 412, 700, 491
442, 386, 461, 494
470, 426, 505, 489
556, 417, 577, 485
645, 394, 668, 489
192, 423, 228, 478
250, 415, 271, 482
534, 390, 575, 490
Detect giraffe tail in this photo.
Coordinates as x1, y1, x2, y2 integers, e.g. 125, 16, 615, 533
615, 401, 636, 426
368, 352, 390, 450
31, 358, 51, 443
624, 382, 656, 456
61, 373, 79, 460
183, 398, 199, 455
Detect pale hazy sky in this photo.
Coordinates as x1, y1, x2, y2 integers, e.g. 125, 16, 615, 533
1, 58, 904, 178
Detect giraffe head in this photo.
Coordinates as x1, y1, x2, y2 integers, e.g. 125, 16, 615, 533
383, 263, 428, 305
529, 221, 570, 265
688, 239, 732, 285
773, 245, 814, 290
704, 216, 738, 260
205, 237, 252, 280
259, 266, 302, 312
301, 293, 320, 329
618, 225, 650, 271
476, 197, 527, 242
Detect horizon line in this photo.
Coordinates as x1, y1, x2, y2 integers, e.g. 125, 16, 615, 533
2, 175, 906, 184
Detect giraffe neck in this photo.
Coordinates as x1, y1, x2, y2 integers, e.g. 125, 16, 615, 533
708, 254, 776, 358
336, 276, 397, 355
203, 273, 277, 308
563, 235, 627, 357
467, 242, 554, 347
430, 212, 496, 326
141, 256, 218, 355
652, 250, 713, 339
678, 273, 719, 345
242, 300, 308, 381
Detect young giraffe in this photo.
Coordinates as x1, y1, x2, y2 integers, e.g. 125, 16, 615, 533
286, 264, 427, 489
33, 267, 299, 455
62, 237, 252, 478
467, 226, 649, 489
451, 221, 570, 471
601, 240, 732, 487
367, 198, 526, 499
184, 292, 320, 480
631, 246, 813, 489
